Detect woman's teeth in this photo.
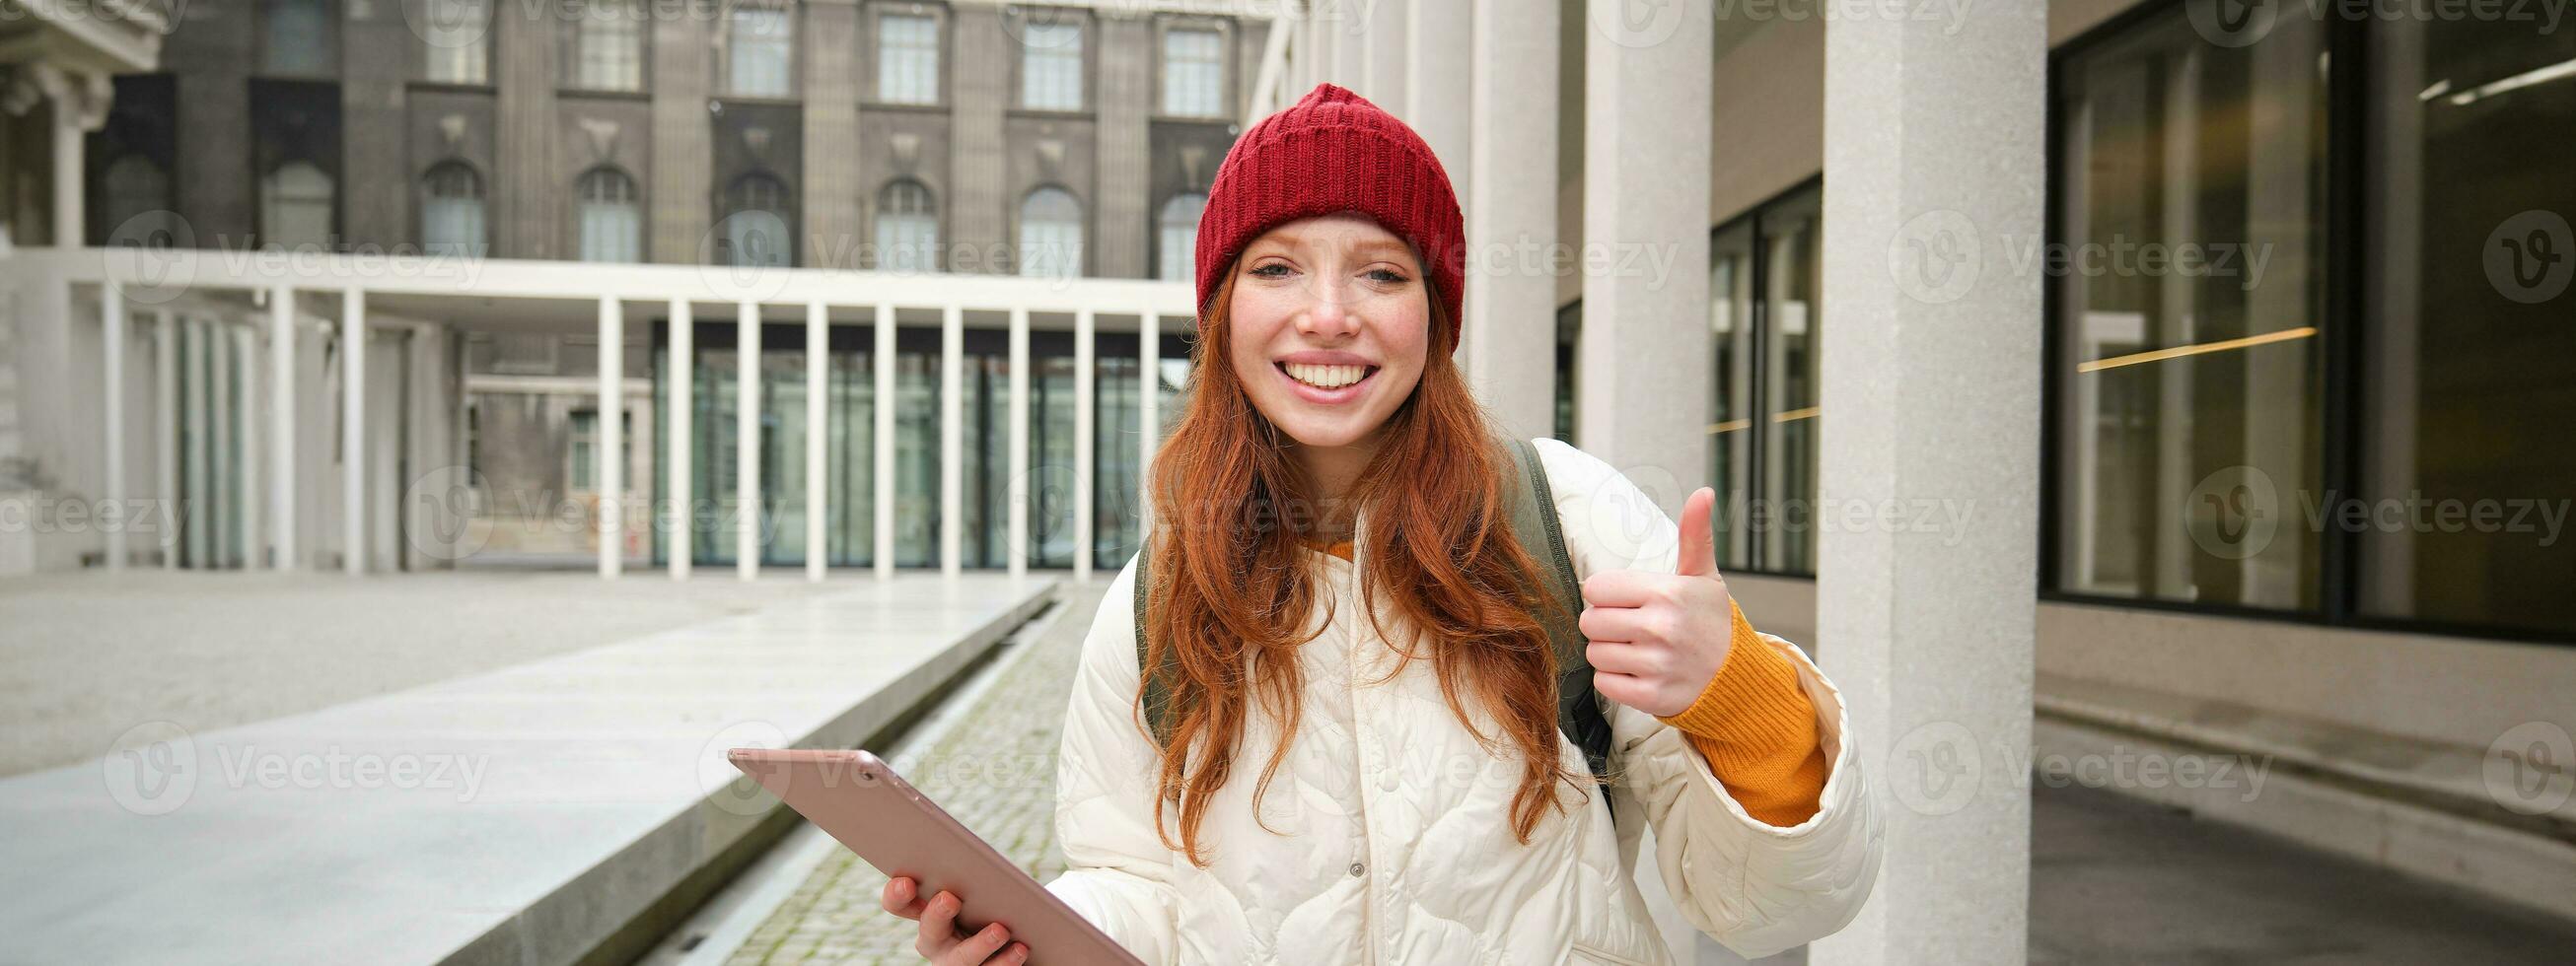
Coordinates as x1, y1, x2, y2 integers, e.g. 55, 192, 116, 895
1284, 362, 1370, 389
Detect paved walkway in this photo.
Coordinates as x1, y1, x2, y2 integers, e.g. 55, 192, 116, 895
0, 569, 867, 777
0, 574, 1055, 966
719, 580, 2576, 966
724, 580, 1103, 966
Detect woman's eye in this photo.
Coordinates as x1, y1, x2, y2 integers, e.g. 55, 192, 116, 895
1249, 263, 1291, 279
1367, 269, 1410, 285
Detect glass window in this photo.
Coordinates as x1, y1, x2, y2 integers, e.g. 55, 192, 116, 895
1709, 221, 1753, 571
261, 161, 334, 249
728, 3, 794, 98
98, 155, 177, 248
721, 172, 794, 267
2051, 10, 2326, 611
1021, 19, 1083, 110
2358, 18, 2576, 635
575, 0, 644, 92
1018, 186, 1084, 277
876, 179, 940, 272
1156, 192, 1204, 283
879, 13, 939, 104
1554, 301, 1579, 445
1162, 28, 1224, 116
421, 162, 486, 257
422, 0, 489, 84
1703, 185, 1821, 575
569, 409, 599, 491
1029, 348, 1079, 569
577, 167, 641, 263
263, 0, 334, 75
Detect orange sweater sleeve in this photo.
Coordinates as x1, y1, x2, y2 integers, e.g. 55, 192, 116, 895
1653, 600, 1829, 827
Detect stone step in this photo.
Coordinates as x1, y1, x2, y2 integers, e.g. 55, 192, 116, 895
0, 574, 1059, 965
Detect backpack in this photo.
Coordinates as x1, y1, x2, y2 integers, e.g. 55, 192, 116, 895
1131, 436, 1618, 816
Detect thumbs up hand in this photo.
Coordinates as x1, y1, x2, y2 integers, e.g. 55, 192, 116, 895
1576, 487, 1735, 719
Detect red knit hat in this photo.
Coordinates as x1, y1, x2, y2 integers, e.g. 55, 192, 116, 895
1194, 83, 1466, 350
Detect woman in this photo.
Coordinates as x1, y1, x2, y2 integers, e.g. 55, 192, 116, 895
885, 83, 1881, 965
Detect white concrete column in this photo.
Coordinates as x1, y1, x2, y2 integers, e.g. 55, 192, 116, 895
1330, 6, 1362, 90
1468, 0, 1557, 442
182, 320, 210, 569
1578, 0, 1713, 507
1007, 306, 1029, 578
1073, 308, 1096, 583
1137, 310, 1160, 536
1406, 0, 1470, 180
1808, 1, 2045, 963
51, 96, 82, 246
268, 287, 298, 571
236, 325, 261, 571
597, 296, 623, 579
668, 299, 693, 579
806, 301, 827, 583
874, 305, 896, 578
102, 283, 125, 570
939, 304, 962, 577
342, 290, 367, 575
210, 321, 234, 568
1362, 0, 1406, 111
738, 302, 762, 580
154, 311, 178, 569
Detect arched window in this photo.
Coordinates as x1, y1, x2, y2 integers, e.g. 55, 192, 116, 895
727, 2, 793, 97
98, 154, 177, 247
722, 172, 794, 267
421, 162, 487, 256
876, 179, 939, 273
1017, 186, 1083, 278
1157, 192, 1206, 283
422, 0, 490, 83
260, 161, 333, 249
575, 0, 644, 91
576, 168, 641, 262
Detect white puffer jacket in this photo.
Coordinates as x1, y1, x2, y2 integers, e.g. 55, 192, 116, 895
1043, 438, 1882, 964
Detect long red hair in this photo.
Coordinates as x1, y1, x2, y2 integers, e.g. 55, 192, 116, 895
1136, 266, 1598, 866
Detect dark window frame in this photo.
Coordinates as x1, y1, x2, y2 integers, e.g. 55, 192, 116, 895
2039, 1, 2572, 648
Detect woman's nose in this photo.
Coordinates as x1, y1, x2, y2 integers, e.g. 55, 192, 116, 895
1297, 288, 1362, 338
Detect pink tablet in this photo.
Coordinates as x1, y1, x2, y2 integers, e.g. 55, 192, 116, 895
726, 747, 1145, 966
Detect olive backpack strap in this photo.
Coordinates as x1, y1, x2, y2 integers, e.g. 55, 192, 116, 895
1499, 436, 1618, 816
1133, 438, 1615, 815
1133, 547, 1178, 752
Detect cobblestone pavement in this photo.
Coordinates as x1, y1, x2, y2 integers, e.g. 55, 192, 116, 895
725, 580, 1106, 966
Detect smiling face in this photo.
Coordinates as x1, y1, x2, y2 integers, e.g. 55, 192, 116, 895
1225, 214, 1434, 455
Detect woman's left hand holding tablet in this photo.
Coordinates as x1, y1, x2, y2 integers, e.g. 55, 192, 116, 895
883, 875, 1031, 964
